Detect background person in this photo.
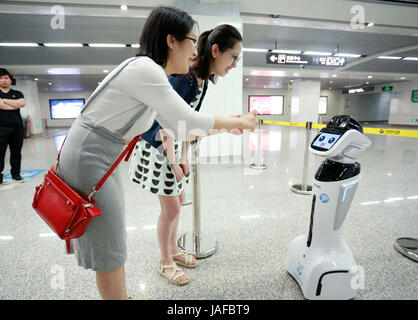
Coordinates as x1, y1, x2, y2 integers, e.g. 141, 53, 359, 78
0, 68, 26, 185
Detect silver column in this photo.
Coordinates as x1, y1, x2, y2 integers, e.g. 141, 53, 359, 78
290, 121, 313, 195
181, 141, 192, 206
177, 139, 217, 258
249, 119, 267, 170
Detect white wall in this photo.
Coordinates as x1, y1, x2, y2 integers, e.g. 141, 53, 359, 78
338, 79, 418, 126
387, 80, 418, 126
319, 89, 345, 122
192, 14, 243, 158
13, 79, 43, 135
290, 79, 320, 123
38, 90, 93, 128
343, 91, 392, 122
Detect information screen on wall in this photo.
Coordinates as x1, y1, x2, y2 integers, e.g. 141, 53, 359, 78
49, 99, 85, 119
248, 95, 284, 115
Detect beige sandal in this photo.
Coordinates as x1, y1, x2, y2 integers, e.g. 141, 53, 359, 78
158, 262, 190, 286
171, 251, 198, 268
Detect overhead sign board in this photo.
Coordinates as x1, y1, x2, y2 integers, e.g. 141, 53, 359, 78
266, 53, 347, 67
342, 86, 374, 94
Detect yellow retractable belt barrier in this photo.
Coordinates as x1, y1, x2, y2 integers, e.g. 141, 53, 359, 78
263, 120, 418, 138
362, 127, 418, 138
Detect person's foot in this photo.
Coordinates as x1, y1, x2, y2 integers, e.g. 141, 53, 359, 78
12, 174, 24, 183
158, 260, 190, 285
171, 250, 198, 268
0, 174, 3, 186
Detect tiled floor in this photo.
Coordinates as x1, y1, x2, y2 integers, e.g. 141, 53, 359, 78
0, 124, 416, 300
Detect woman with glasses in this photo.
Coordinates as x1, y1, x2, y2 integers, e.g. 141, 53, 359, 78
129, 24, 243, 286
57, 7, 256, 299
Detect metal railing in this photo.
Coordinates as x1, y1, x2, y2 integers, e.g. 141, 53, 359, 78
177, 139, 217, 258
290, 121, 313, 195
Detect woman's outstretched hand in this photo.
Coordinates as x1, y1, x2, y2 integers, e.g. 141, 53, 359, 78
213, 109, 258, 135
241, 109, 258, 131
232, 109, 258, 133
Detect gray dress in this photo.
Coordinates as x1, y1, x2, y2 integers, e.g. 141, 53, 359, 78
58, 115, 127, 272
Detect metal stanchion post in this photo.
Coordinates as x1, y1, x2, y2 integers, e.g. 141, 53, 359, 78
249, 119, 267, 170
182, 188, 193, 206
177, 140, 217, 258
181, 141, 192, 206
290, 121, 313, 195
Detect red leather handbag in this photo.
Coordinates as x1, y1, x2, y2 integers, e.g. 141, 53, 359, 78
32, 135, 141, 253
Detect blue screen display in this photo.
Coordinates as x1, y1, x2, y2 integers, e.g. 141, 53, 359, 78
312, 132, 341, 150
49, 99, 85, 119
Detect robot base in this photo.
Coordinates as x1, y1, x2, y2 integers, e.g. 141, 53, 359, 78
286, 234, 357, 300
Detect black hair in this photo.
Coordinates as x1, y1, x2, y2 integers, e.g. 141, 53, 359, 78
136, 6, 196, 68
0, 68, 16, 85
0, 68, 13, 81
194, 24, 243, 82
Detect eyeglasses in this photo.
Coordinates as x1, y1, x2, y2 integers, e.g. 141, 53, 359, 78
185, 36, 198, 48
230, 53, 240, 65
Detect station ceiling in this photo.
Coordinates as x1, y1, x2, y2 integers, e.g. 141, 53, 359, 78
1, 0, 417, 92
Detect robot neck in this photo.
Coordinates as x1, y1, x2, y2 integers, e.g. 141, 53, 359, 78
327, 155, 357, 165
315, 159, 361, 182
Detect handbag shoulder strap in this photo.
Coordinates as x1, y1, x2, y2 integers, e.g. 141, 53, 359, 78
54, 136, 67, 173
88, 135, 140, 200
55, 134, 141, 201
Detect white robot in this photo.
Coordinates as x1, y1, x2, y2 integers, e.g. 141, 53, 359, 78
286, 115, 372, 300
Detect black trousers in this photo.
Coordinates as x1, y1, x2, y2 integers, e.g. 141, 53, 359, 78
0, 125, 24, 177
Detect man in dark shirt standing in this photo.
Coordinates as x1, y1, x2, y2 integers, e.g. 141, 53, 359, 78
0, 68, 26, 185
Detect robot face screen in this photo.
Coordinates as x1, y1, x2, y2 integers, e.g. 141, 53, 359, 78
311, 132, 342, 151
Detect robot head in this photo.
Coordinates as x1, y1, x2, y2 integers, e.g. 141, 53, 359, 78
328, 115, 363, 133
310, 115, 372, 163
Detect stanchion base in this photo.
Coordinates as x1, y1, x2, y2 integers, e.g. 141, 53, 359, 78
182, 200, 192, 206
394, 237, 418, 262
177, 232, 217, 259
249, 163, 267, 170
290, 184, 313, 195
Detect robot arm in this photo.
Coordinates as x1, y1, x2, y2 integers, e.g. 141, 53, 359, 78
333, 130, 371, 163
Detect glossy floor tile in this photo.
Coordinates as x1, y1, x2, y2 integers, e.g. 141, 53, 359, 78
0, 124, 417, 300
